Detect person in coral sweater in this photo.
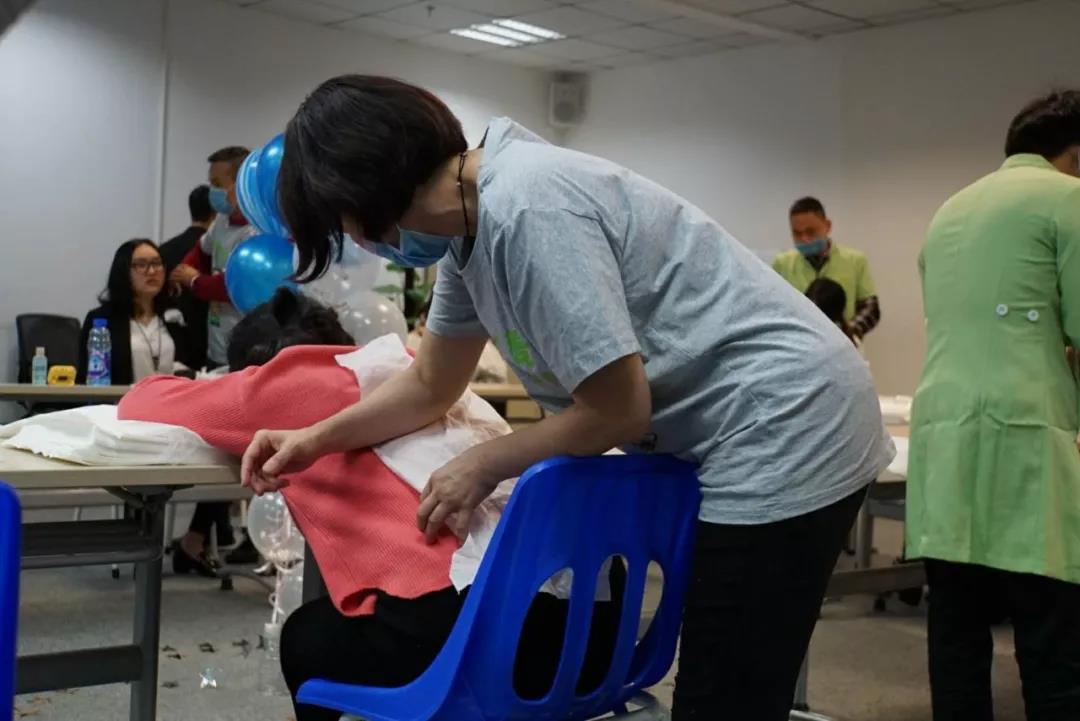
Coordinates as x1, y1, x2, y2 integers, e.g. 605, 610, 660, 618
118, 289, 619, 721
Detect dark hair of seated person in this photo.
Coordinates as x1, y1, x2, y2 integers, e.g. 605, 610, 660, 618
804, 278, 856, 342
226, 287, 355, 372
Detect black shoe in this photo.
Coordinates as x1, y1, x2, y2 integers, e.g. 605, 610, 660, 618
224, 536, 260, 565
171, 541, 222, 578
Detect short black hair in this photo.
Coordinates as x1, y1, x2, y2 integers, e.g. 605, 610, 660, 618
790, 196, 826, 217
188, 185, 213, 223
99, 239, 167, 317
207, 146, 250, 177
1005, 90, 1080, 159
281, 75, 468, 281
805, 278, 847, 326
226, 287, 354, 371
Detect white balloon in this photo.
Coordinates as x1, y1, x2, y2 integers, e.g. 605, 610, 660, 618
273, 562, 304, 618
246, 492, 305, 567
337, 290, 408, 346
298, 241, 382, 306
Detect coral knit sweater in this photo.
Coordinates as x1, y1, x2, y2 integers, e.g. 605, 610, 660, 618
118, 345, 460, 616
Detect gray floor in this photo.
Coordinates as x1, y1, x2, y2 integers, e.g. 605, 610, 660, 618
14, 517, 1028, 721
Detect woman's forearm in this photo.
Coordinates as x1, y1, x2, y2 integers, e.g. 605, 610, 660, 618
308, 363, 460, 454
474, 400, 647, 482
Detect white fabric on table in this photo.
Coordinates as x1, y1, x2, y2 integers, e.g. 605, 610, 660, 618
0, 405, 230, 466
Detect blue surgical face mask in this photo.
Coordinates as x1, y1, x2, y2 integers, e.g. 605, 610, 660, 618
797, 237, 829, 258
208, 186, 233, 215
370, 227, 455, 268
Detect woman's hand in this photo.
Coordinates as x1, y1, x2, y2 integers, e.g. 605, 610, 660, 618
241, 428, 325, 495
417, 446, 502, 543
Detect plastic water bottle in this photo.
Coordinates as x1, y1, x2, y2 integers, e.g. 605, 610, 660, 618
86, 318, 112, 386
257, 622, 287, 696
31, 347, 48, 385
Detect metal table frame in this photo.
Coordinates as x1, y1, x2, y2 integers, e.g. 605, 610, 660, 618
17, 484, 172, 721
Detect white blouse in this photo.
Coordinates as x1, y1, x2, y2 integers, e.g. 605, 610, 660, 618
129, 317, 176, 381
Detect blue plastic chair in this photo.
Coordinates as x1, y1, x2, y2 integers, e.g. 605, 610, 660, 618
0, 483, 21, 721
299, 454, 701, 721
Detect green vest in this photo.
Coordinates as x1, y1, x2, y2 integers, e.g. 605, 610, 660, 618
771, 244, 875, 322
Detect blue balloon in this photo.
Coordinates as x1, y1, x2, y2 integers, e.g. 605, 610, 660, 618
225, 234, 296, 314
236, 134, 288, 237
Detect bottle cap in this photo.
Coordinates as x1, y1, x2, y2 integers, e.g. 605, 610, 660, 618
34, 347, 45, 357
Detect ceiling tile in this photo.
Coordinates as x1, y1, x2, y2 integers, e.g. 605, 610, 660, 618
648, 16, 742, 38
812, 18, 867, 34
337, 14, 431, 37
737, 3, 854, 31
481, 47, 570, 67
686, 0, 788, 13
376, 2, 488, 30
941, 0, 1031, 8
441, 0, 556, 17
721, 31, 774, 47
254, 0, 358, 24
804, 0, 940, 19
593, 51, 662, 69
575, 0, 677, 23
412, 29, 500, 52
866, 5, 958, 24
586, 24, 688, 50
651, 38, 730, 57
509, 6, 630, 36
531, 37, 622, 60
318, 0, 412, 14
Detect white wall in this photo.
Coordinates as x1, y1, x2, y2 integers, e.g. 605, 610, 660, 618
0, 0, 166, 382
0, 0, 548, 399
566, 0, 1080, 394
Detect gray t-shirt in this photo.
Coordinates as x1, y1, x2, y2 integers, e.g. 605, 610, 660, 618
428, 118, 894, 525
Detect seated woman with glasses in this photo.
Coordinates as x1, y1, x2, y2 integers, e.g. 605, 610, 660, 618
77, 238, 196, 384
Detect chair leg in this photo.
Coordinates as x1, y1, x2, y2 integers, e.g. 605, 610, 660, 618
111, 505, 121, 579
789, 656, 838, 721
163, 503, 176, 551
606, 691, 670, 720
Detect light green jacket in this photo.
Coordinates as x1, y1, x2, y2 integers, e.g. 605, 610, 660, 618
907, 154, 1080, 583
772, 244, 875, 322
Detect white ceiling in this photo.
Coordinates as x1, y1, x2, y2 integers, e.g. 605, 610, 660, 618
220, 0, 1037, 72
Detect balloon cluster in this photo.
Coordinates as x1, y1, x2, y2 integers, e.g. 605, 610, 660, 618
247, 491, 305, 622
231, 133, 408, 343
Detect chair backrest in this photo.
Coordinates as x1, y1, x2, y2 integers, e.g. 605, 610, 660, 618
14, 315, 81, 383
0, 483, 20, 721
432, 454, 701, 720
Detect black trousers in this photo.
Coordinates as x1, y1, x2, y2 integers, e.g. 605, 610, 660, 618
281, 587, 622, 721
672, 486, 867, 721
187, 501, 233, 546
926, 559, 1080, 721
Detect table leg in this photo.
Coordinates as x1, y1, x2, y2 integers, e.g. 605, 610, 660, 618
854, 492, 874, 570
130, 494, 166, 721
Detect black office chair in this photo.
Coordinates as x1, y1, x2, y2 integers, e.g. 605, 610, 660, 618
14, 314, 82, 418
15, 314, 81, 384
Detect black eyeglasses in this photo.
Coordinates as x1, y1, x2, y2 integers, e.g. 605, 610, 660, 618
131, 259, 164, 273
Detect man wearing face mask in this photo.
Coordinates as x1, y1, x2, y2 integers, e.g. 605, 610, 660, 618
772, 197, 881, 340
170, 146, 255, 371
168, 146, 257, 570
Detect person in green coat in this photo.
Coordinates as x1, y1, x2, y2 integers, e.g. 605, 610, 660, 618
908, 90, 1080, 721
